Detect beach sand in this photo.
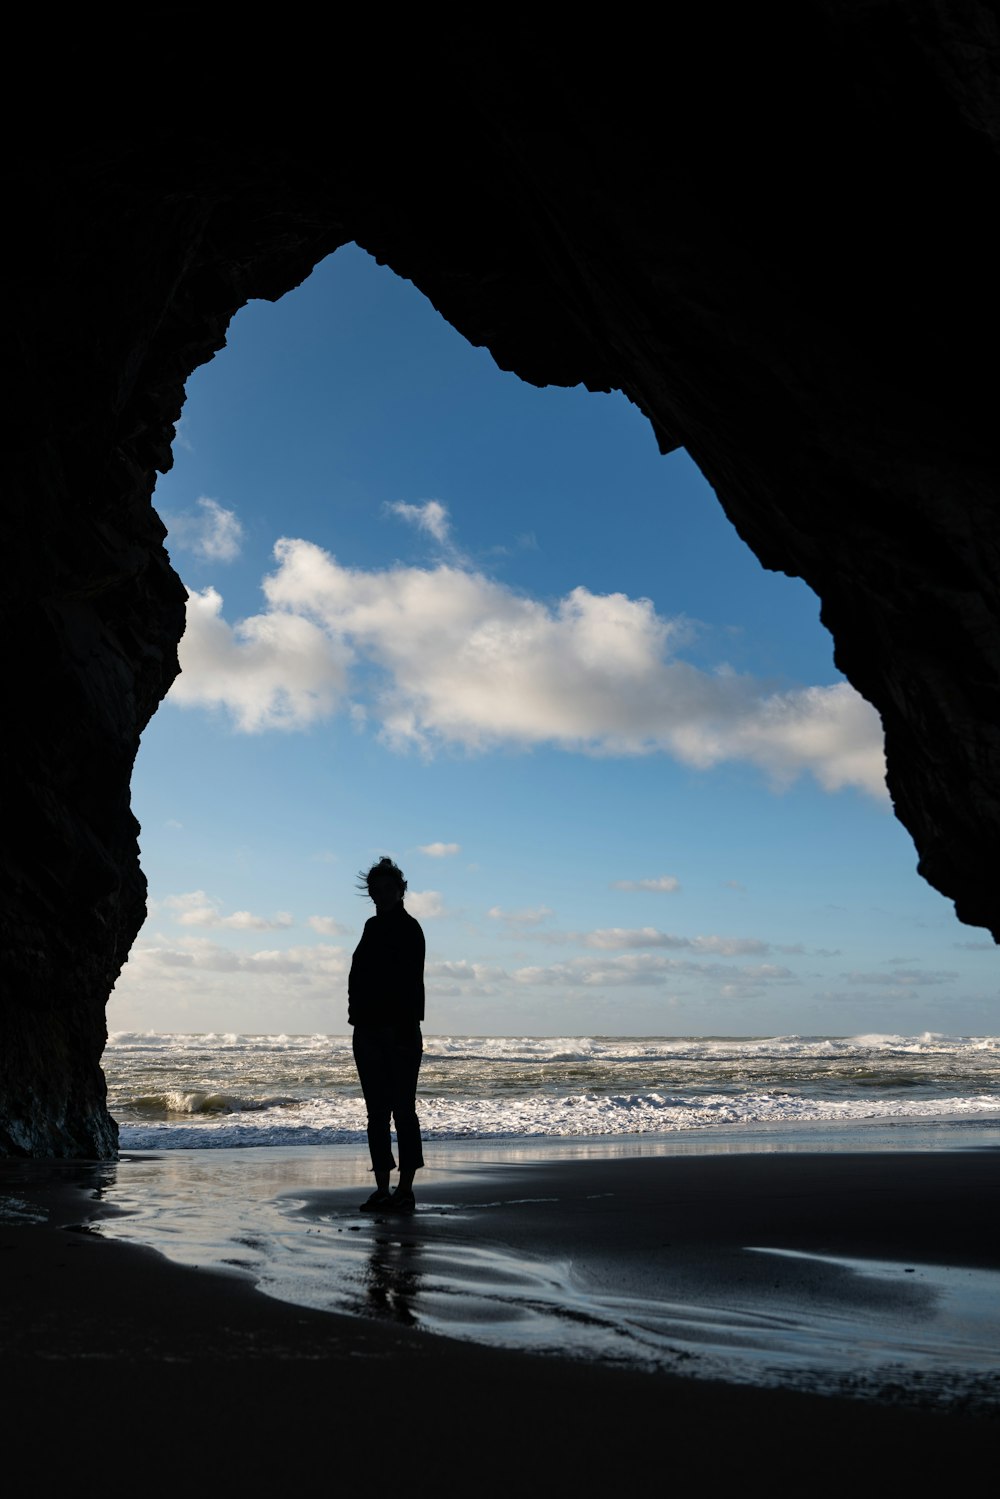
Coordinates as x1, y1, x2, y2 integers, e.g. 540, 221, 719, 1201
2, 1141, 998, 1489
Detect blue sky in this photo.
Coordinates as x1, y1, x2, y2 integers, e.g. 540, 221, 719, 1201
108, 244, 997, 1037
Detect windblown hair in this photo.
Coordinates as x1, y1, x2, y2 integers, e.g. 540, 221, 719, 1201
356, 855, 407, 897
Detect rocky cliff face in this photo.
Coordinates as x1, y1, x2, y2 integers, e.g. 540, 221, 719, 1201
4, 5, 998, 1154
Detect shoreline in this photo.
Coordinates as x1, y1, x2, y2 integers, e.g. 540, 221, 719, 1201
114, 1110, 1000, 1156
3, 1127, 995, 1385
2, 1129, 998, 1485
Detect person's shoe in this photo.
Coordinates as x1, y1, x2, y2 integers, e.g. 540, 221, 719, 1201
359, 1188, 392, 1212
388, 1188, 416, 1214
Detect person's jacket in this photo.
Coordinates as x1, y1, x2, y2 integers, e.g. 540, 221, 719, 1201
348, 903, 426, 1025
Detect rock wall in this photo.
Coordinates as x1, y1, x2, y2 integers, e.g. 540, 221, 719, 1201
3, 4, 998, 1154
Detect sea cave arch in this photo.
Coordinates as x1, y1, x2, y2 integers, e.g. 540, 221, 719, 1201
4, 7, 998, 1154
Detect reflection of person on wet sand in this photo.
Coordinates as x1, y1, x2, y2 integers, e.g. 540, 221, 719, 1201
348, 857, 426, 1214
364, 1233, 421, 1325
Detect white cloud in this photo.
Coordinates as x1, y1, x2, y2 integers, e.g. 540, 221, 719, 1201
581, 928, 770, 955
123, 938, 349, 978
223, 910, 294, 931
488, 905, 555, 927
167, 537, 886, 797
611, 876, 681, 893
167, 496, 244, 562
713, 681, 886, 796
512, 953, 795, 989
844, 968, 958, 987
387, 499, 451, 545
419, 842, 461, 858
307, 915, 351, 935
163, 891, 294, 931
169, 583, 348, 731
406, 890, 446, 919
110, 937, 355, 1031
427, 958, 509, 992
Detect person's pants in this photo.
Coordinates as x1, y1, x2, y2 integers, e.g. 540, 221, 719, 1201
352, 1022, 424, 1175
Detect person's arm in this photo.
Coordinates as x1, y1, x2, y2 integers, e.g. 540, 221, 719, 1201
347, 918, 374, 1022
410, 917, 426, 1020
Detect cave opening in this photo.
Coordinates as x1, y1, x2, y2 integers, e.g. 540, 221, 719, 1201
105, 245, 996, 1051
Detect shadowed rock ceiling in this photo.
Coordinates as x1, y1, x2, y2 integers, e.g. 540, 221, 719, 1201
4, 5, 998, 1154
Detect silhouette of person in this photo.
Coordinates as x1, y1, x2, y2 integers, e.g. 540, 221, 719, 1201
349, 857, 426, 1213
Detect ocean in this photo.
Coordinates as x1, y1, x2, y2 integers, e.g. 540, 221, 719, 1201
106, 1030, 1000, 1151
76, 1029, 1000, 1408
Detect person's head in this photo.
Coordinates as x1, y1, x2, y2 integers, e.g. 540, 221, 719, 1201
358, 856, 407, 910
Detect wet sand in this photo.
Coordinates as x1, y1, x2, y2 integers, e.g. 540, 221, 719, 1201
2, 1141, 998, 1488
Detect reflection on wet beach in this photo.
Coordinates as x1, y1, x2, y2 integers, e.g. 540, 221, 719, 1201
63, 1138, 1000, 1413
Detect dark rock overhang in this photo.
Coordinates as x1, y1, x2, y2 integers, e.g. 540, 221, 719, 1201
3, 3, 997, 1154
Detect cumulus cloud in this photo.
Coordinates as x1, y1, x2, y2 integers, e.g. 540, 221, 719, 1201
488, 905, 555, 927
580, 928, 770, 955
427, 958, 509, 992
419, 842, 461, 858
512, 953, 795, 989
110, 935, 357, 1030
167, 537, 886, 796
167, 496, 244, 562
125, 938, 348, 977
843, 968, 958, 987
163, 891, 294, 931
611, 876, 681, 893
387, 499, 451, 545
406, 890, 446, 918
307, 915, 350, 936
170, 584, 348, 730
